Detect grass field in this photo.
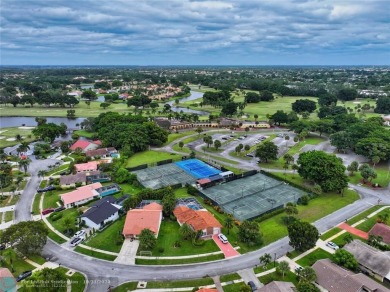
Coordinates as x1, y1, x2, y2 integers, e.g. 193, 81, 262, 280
4, 210, 13, 222
259, 270, 299, 286
348, 205, 384, 225
296, 249, 332, 267
1, 249, 36, 277
85, 216, 125, 253
135, 253, 224, 265
73, 129, 96, 138
126, 151, 181, 168
57, 267, 86, 292
142, 220, 220, 256
320, 227, 343, 240
32, 194, 42, 215
0, 127, 36, 148
47, 230, 67, 244
355, 207, 390, 232
165, 131, 196, 145
348, 162, 390, 187
74, 246, 117, 261
48, 208, 79, 234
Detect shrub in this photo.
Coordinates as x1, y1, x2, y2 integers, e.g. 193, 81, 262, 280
298, 194, 309, 205
158, 247, 165, 253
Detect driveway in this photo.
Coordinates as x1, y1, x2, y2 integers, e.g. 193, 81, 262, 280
237, 268, 263, 290
114, 238, 140, 265
212, 235, 240, 258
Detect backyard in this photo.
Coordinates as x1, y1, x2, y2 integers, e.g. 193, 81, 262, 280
126, 151, 181, 168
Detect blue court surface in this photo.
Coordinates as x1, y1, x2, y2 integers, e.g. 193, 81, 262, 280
175, 159, 221, 179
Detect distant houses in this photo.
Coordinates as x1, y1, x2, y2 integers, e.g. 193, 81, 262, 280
75, 161, 100, 173
70, 139, 102, 152
369, 223, 390, 245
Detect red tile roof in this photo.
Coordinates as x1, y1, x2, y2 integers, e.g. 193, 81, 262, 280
197, 178, 211, 185
369, 223, 390, 244
122, 203, 162, 237
75, 161, 99, 172
70, 140, 93, 151
143, 202, 163, 211
60, 182, 102, 206
174, 206, 222, 231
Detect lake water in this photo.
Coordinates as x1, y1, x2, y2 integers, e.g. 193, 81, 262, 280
0, 117, 85, 128
165, 91, 207, 115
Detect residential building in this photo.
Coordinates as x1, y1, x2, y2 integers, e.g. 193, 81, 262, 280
173, 206, 222, 238
85, 147, 118, 159
122, 202, 163, 238
75, 161, 99, 172
369, 223, 390, 244
258, 281, 295, 292
312, 259, 389, 292
70, 139, 101, 152
60, 182, 102, 208
80, 197, 122, 230
0, 268, 17, 292
240, 121, 271, 129
344, 240, 390, 284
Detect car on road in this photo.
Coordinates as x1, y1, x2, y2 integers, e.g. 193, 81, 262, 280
218, 233, 228, 244
37, 185, 56, 193
70, 237, 83, 247
326, 241, 339, 250
16, 271, 32, 282
247, 281, 257, 291
41, 208, 55, 215
73, 230, 86, 239
54, 206, 65, 212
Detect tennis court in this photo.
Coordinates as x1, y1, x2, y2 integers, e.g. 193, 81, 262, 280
201, 173, 304, 221
175, 159, 221, 179
132, 163, 196, 189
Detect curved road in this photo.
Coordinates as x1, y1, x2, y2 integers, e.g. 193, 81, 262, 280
11, 134, 390, 292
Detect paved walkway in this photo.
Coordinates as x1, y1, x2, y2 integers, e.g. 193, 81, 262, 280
212, 234, 240, 258
338, 222, 369, 240
211, 276, 223, 292
114, 238, 139, 265
238, 268, 263, 290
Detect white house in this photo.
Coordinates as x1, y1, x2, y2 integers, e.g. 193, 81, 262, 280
80, 197, 121, 230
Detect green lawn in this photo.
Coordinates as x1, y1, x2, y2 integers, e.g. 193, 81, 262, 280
259, 270, 299, 286
28, 254, 46, 265
0, 195, 20, 207
348, 205, 384, 225
48, 208, 79, 235
355, 208, 390, 232
74, 246, 117, 261
43, 191, 62, 209
0, 249, 36, 277
296, 249, 332, 267
32, 194, 42, 215
0, 127, 36, 148
135, 253, 224, 265
331, 231, 367, 247
85, 217, 125, 253
47, 230, 67, 244
126, 151, 181, 168
348, 162, 390, 187
223, 282, 249, 292
165, 131, 195, 145
4, 211, 13, 222
46, 164, 70, 176
220, 273, 242, 282
143, 220, 220, 256
112, 282, 138, 292
73, 129, 96, 138
320, 227, 343, 240
57, 267, 86, 292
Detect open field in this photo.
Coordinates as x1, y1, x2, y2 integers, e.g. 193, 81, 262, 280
0, 127, 36, 148
73, 129, 96, 138
74, 246, 117, 261
1, 249, 36, 277
296, 249, 332, 267
126, 151, 181, 168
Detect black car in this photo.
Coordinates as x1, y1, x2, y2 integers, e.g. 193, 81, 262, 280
16, 270, 32, 282
37, 185, 56, 193
54, 206, 65, 212
247, 281, 257, 291
0, 243, 5, 250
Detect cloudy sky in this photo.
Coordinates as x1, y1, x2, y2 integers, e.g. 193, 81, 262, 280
1, 0, 389, 65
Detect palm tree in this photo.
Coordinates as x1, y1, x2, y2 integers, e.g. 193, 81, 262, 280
179, 223, 194, 240
277, 261, 290, 278
372, 156, 380, 168
259, 253, 272, 269
15, 134, 23, 142
38, 170, 47, 179
284, 135, 290, 149
19, 141, 30, 153
18, 158, 31, 174
299, 267, 317, 283
224, 216, 234, 235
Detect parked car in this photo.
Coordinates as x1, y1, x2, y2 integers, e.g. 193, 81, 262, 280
54, 206, 65, 212
0, 243, 5, 250
73, 230, 86, 239
248, 281, 257, 291
246, 154, 254, 158
222, 137, 228, 140
16, 271, 32, 282
41, 208, 55, 215
326, 241, 339, 250
70, 237, 83, 247
295, 266, 303, 274
218, 233, 228, 244
37, 185, 56, 193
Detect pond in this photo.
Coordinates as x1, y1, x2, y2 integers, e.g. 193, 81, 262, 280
0, 117, 85, 128
165, 91, 208, 115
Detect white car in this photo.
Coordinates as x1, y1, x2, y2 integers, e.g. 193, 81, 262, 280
326, 241, 339, 250
73, 230, 86, 239
70, 237, 83, 247
218, 233, 228, 244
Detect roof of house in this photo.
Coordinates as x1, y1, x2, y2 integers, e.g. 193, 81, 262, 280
197, 178, 211, 185
369, 223, 390, 244
60, 172, 87, 185
93, 140, 102, 145
143, 202, 163, 211
85, 147, 117, 157
61, 182, 102, 206
81, 201, 120, 225
312, 259, 388, 292
92, 196, 117, 207
197, 289, 217, 292
344, 240, 390, 278
70, 139, 94, 151
123, 203, 162, 236
0, 267, 14, 279
75, 161, 99, 172
173, 206, 222, 231
258, 281, 295, 292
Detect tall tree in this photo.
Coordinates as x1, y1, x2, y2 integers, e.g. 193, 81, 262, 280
25, 268, 67, 292
276, 261, 290, 278
224, 216, 234, 235
259, 253, 272, 269
333, 249, 358, 271
287, 220, 319, 252
299, 267, 317, 283
255, 141, 278, 163
179, 223, 195, 240
214, 139, 222, 150
138, 228, 157, 250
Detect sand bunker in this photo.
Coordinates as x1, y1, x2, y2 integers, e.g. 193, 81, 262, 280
18, 126, 35, 129
6, 138, 16, 141
0, 136, 5, 139
0, 130, 8, 134
353, 101, 361, 104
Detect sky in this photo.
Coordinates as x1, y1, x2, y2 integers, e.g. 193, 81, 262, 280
1, 0, 389, 65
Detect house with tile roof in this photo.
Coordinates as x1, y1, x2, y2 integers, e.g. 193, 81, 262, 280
312, 259, 388, 292
75, 161, 99, 172
60, 182, 102, 208
85, 147, 118, 159
173, 206, 222, 238
70, 139, 100, 152
344, 240, 390, 283
122, 202, 162, 238
258, 281, 295, 292
369, 223, 390, 245
80, 197, 122, 230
